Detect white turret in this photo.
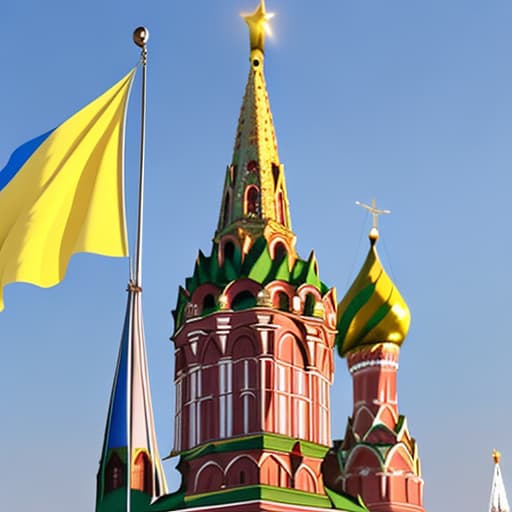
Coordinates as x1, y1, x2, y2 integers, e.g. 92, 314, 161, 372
490, 450, 510, 512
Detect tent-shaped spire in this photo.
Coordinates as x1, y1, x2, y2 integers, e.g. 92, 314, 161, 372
215, 0, 295, 253
96, 285, 167, 511
490, 450, 510, 512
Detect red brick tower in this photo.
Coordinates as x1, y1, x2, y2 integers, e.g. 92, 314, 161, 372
169, 2, 366, 511
323, 221, 425, 512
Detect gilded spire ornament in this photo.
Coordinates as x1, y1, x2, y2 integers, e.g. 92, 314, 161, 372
242, 0, 275, 56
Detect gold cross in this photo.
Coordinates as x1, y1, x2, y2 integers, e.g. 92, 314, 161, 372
355, 198, 391, 229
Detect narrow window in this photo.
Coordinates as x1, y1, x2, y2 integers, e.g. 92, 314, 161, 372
272, 163, 280, 188
232, 290, 257, 311
276, 191, 285, 224
303, 293, 316, 316
203, 294, 216, 315
222, 192, 231, 227
224, 241, 235, 261
273, 241, 287, 262
245, 185, 259, 215
277, 291, 289, 312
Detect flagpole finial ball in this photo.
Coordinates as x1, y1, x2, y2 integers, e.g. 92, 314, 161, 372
133, 26, 149, 47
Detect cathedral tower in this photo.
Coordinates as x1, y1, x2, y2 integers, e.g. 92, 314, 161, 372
323, 219, 425, 512
170, 2, 365, 511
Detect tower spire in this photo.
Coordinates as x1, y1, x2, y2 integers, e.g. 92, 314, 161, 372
490, 450, 510, 512
215, 0, 295, 256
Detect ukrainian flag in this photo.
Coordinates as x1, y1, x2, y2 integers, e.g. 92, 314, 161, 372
0, 69, 136, 311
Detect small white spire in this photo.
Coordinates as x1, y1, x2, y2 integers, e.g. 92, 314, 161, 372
490, 450, 510, 512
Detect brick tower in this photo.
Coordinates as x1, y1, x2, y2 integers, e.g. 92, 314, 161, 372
169, 1, 366, 511
323, 222, 425, 512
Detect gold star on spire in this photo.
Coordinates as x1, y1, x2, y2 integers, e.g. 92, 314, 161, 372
494, 449, 502, 464
242, 0, 275, 55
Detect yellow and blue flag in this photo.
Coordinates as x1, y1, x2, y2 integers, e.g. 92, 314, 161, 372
0, 69, 136, 311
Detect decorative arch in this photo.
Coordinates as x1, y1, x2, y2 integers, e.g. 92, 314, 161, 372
132, 451, 152, 494
344, 445, 383, 475
190, 284, 221, 317
194, 461, 224, 493
225, 455, 259, 487
245, 185, 259, 215
374, 404, 398, 430
384, 443, 416, 473
294, 465, 318, 493
200, 336, 223, 365
273, 291, 290, 311
260, 454, 291, 488
277, 333, 307, 369
232, 335, 258, 360
218, 235, 241, 267
224, 279, 262, 309
352, 405, 375, 437
269, 237, 289, 261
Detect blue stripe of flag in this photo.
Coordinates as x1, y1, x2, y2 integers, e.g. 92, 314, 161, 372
0, 129, 54, 192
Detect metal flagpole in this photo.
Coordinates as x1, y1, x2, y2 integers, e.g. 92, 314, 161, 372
127, 25, 149, 512
133, 26, 149, 289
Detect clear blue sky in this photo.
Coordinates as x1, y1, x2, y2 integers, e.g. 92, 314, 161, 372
1, 1, 511, 510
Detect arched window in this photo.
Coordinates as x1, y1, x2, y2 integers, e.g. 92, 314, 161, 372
303, 293, 316, 316
245, 185, 259, 215
222, 191, 231, 227
273, 241, 287, 262
202, 294, 216, 315
132, 452, 152, 494
273, 291, 289, 312
232, 290, 257, 311
224, 241, 235, 262
105, 453, 125, 493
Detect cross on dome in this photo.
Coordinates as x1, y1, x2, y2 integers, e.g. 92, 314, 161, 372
356, 198, 391, 244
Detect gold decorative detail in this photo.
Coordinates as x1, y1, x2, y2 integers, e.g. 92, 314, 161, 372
493, 449, 502, 464
257, 288, 272, 307
218, 294, 229, 310
133, 26, 149, 48
242, 0, 274, 55
313, 301, 325, 319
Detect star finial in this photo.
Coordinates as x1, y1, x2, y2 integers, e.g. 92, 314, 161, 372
242, 0, 275, 56
494, 449, 502, 464
356, 198, 391, 244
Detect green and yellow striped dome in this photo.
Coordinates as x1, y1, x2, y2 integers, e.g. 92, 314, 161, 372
336, 235, 410, 357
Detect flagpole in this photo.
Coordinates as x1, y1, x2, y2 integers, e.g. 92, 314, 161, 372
128, 25, 149, 512
133, 26, 149, 288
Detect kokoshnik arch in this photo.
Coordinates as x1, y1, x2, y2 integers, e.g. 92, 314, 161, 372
95, 2, 426, 511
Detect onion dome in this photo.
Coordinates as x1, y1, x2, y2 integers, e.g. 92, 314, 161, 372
336, 228, 410, 357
